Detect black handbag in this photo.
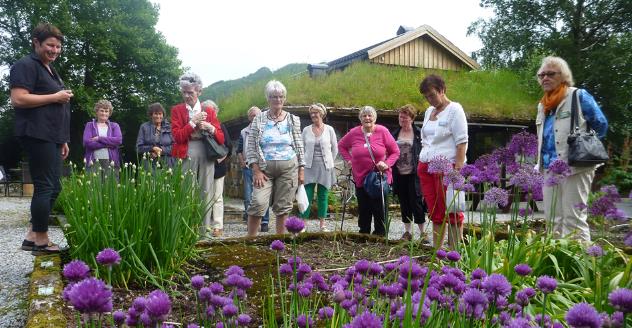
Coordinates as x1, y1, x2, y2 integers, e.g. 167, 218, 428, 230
201, 131, 228, 161
362, 133, 390, 199
566, 90, 608, 167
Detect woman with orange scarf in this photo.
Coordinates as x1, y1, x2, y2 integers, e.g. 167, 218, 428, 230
535, 56, 608, 242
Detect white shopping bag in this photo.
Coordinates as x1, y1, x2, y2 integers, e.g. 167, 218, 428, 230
296, 184, 309, 213
446, 184, 466, 212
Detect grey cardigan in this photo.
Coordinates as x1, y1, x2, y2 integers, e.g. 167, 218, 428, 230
301, 124, 338, 169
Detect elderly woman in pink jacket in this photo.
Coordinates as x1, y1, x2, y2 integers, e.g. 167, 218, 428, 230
338, 106, 400, 236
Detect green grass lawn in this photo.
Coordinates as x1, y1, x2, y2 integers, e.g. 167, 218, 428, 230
216, 61, 540, 122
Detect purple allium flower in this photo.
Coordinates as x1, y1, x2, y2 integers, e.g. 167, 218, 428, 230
459, 288, 488, 319
536, 275, 557, 294
508, 131, 538, 158
515, 287, 536, 306
482, 274, 511, 300
145, 289, 172, 321
368, 262, 383, 276
198, 287, 213, 303
473, 154, 501, 185
296, 314, 313, 328
565, 302, 602, 328
605, 208, 627, 221
384, 262, 398, 272
483, 187, 509, 207
601, 185, 621, 201
222, 303, 238, 317
285, 216, 305, 234
236, 314, 251, 326
428, 155, 452, 175
625, 232, 632, 247
67, 277, 113, 313
270, 240, 285, 251
190, 275, 205, 290
514, 263, 532, 276
349, 311, 383, 328
225, 265, 245, 277
586, 245, 604, 257
443, 169, 465, 187
132, 296, 147, 312
209, 282, 224, 294
279, 263, 293, 275
113, 310, 126, 325
436, 249, 447, 260
509, 165, 542, 194
608, 288, 632, 314
216, 322, 224, 328
505, 317, 533, 328
471, 268, 486, 280
589, 195, 616, 217
63, 260, 91, 282
446, 251, 461, 262
354, 259, 371, 274
139, 312, 152, 326
318, 306, 334, 320
96, 248, 121, 266
398, 261, 424, 280
548, 159, 571, 176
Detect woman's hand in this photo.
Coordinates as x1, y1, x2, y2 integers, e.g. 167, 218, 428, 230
198, 121, 216, 134
376, 161, 389, 172
55, 90, 73, 104
152, 146, 162, 158
191, 111, 207, 125
298, 167, 304, 185
252, 165, 267, 188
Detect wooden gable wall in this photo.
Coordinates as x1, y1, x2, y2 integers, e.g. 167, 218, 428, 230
369, 35, 466, 70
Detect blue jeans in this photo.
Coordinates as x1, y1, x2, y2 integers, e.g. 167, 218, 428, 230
243, 167, 269, 224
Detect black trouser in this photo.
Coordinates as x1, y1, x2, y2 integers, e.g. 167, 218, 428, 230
20, 137, 62, 233
393, 173, 426, 224
356, 187, 387, 236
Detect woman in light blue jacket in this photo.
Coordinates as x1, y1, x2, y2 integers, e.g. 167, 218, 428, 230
300, 103, 338, 231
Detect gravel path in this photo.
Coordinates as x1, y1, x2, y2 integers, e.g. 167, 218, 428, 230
0, 197, 67, 328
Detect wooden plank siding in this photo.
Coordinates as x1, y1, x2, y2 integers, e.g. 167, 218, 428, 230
370, 35, 464, 70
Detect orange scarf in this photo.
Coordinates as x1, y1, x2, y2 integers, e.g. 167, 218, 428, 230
540, 84, 568, 115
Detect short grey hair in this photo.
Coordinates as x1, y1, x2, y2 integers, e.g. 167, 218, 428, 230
179, 72, 203, 91
264, 80, 287, 99
247, 106, 261, 115
538, 56, 574, 87
201, 100, 218, 112
358, 105, 377, 121
309, 103, 327, 118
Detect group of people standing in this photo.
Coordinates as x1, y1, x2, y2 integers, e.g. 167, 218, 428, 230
12, 22, 608, 255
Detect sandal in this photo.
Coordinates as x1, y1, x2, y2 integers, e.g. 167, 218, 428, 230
21, 239, 35, 251
31, 242, 66, 255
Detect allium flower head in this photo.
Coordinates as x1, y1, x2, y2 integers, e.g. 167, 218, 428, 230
459, 288, 488, 319
471, 268, 487, 280
605, 208, 627, 221
285, 216, 305, 234
222, 303, 238, 317
515, 288, 536, 306
509, 165, 542, 193
270, 240, 285, 251
132, 296, 147, 312
354, 259, 371, 274
483, 187, 509, 207
296, 314, 314, 328
236, 314, 251, 326
63, 260, 91, 282
565, 303, 602, 328
586, 245, 604, 257
113, 310, 126, 325
446, 251, 461, 262
349, 311, 383, 328
145, 290, 172, 321
589, 195, 616, 217
67, 277, 113, 314
436, 249, 447, 260
190, 275, 205, 290
608, 288, 632, 314
443, 169, 465, 187
508, 131, 538, 158
514, 264, 532, 276
224, 265, 245, 277
428, 155, 452, 175
600, 185, 621, 201
96, 248, 121, 266
536, 275, 557, 294
482, 274, 511, 299
548, 159, 571, 176
318, 306, 334, 320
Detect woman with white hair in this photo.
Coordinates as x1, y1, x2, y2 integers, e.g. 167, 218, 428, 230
245, 80, 305, 237
171, 73, 225, 236
201, 100, 233, 237
300, 103, 338, 231
338, 106, 399, 236
82, 99, 122, 171
535, 56, 608, 241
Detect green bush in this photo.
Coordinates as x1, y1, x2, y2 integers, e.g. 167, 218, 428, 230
59, 159, 205, 288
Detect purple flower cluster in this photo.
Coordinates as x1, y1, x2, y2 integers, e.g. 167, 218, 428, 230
588, 185, 625, 221
270, 239, 285, 251
66, 277, 112, 314
123, 290, 172, 326
285, 216, 305, 234
428, 155, 453, 175
483, 187, 509, 207
63, 260, 91, 282
96, 248, 121, 266
508, 131, 538, 158
586, 245, 604, 257
545, 159, 571, 186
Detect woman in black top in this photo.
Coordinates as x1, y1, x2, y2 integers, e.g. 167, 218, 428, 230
10, 23, 72, 254
136, 102, 174, 167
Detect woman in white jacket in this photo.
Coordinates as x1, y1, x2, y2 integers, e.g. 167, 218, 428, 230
300, 103, 338, 231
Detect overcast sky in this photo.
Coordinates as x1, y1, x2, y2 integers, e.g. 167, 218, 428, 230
152, 0, 492, 86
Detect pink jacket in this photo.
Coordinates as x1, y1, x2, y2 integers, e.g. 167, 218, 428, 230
338, 125, 400, 187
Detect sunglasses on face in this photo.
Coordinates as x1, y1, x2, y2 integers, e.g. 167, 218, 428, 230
537, 71, 560, 79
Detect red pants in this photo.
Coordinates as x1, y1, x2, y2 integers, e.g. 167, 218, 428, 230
417, 162, 464, 225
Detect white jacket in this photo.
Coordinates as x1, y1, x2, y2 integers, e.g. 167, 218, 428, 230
302, 124, 338, 169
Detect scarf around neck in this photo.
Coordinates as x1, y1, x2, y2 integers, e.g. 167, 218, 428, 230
540, 84, 568, 115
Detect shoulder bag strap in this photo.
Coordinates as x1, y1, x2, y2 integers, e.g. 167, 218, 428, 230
570, 89, 579, 134
363, 132, 377, 168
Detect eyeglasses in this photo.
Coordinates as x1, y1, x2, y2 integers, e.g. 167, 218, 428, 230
268, 95, 285, 100
537, 71, 560, 79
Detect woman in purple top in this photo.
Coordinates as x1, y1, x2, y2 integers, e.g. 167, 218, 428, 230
82, 99, 122, 171
338, 106, 400, 236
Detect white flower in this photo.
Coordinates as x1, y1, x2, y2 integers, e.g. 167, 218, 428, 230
110, 160, 115, 167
